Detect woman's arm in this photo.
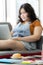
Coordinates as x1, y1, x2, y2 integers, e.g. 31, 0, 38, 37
10, 31, 14, 36
10, 24, 17, 36
14, 26, 42, 42
21, 26, 42, 42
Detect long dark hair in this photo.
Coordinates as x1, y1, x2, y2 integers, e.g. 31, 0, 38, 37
18, 3, 39, 23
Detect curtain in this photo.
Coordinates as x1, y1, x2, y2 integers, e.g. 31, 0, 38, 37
0, 0, 5, 22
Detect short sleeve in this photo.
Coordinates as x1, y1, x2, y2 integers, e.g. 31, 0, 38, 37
33, 20, 42, 28
30, 20, 42, 34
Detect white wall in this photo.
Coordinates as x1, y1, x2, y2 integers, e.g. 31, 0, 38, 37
40, 0, 43, 27
40, 0, 43, 35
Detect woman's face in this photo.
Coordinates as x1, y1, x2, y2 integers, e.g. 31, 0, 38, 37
20, 8, 30, 22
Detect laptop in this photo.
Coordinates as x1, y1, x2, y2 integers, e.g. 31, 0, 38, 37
0, 24, 11, 40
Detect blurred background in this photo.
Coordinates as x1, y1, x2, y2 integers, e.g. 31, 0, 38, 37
0, 0, 43, 33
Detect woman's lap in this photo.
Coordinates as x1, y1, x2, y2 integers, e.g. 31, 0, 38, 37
0, 39, 27, 51
0, 39, 36, 51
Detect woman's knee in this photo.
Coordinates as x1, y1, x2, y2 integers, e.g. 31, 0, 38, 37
7, 40, 27, 50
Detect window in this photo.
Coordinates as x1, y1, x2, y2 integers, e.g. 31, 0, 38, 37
0, 0, 5, 22
7, 0, 16, 28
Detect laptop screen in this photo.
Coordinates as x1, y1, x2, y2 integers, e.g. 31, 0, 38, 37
0, 24, 11, 40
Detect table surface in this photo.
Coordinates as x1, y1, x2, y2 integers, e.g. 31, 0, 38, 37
0, 55, 42, 65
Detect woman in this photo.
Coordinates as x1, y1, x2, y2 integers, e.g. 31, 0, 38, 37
0, 3, 42, 51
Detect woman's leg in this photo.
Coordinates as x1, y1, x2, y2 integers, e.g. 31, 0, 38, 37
0, 39, 27, 51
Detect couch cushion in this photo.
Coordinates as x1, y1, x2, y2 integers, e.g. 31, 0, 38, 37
36, 36, 43, 50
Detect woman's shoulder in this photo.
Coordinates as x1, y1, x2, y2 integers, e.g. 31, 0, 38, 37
31, 19, 42, 27
30, 19, 42, 34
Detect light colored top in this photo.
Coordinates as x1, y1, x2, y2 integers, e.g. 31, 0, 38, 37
12, 22, 31, 37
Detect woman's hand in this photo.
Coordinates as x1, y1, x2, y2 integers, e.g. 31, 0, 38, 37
12, 37, 22, 41
10, 31, 13, 36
